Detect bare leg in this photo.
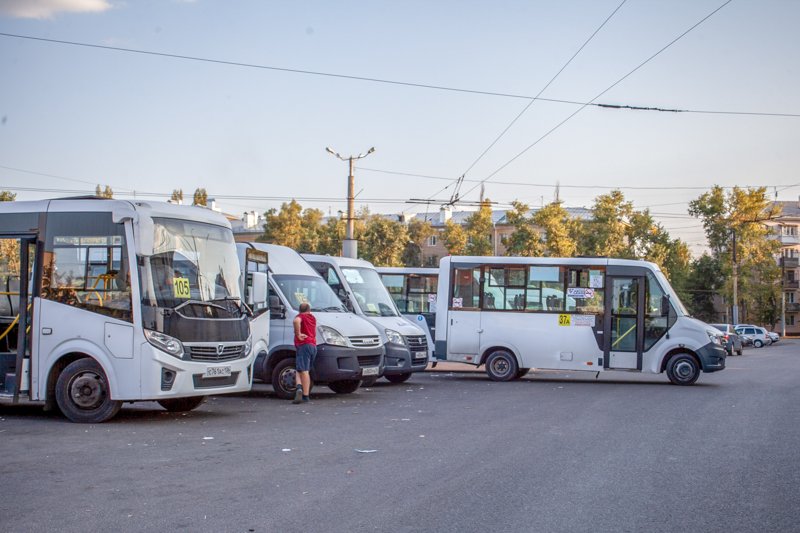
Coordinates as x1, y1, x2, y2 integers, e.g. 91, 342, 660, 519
299, 371, 311, 396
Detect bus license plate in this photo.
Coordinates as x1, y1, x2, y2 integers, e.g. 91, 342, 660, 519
362, 366, 379, 377
203, 366, 231, 378
413, 351, 427, 360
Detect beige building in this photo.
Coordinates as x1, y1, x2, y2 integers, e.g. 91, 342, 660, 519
770, 200, 800, 335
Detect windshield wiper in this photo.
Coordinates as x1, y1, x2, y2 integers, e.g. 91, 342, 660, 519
175, 299, 226, 312
316, 305, 345, 312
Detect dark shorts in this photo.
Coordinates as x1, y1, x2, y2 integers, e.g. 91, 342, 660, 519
296, 343, 317, 372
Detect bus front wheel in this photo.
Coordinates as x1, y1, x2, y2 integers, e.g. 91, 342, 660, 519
485, 350, 519, 382
666, 353, 700, 386
55, 358, 122, 423
329, 380, 360, 394
158, 396, 206, 412
272, 358, 298, 400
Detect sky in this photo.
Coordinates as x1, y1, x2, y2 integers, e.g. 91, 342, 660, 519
1, 0, 799, 255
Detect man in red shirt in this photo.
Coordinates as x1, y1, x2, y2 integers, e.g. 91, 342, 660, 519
293, 302, 317, 404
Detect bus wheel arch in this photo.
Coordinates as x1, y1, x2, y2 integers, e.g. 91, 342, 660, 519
482, 347, 520, 382
52, 355, 122, 423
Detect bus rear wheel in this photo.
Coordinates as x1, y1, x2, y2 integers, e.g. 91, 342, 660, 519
485, 350, 519, 382
55, 358, 122, 423
272, 358, 299, 400
666, 353, 700, 386
158, 396, 206, 412
329, 380, 360, 394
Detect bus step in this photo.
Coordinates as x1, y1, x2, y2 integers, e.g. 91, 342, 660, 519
3, 372, 16, 394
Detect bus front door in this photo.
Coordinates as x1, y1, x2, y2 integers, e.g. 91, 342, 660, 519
0, 236, 34, 401
604, 275, 645, 371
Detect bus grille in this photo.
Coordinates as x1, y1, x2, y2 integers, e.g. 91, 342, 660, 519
349, 336, 381, 348
406, 335, 428, 352
357, 355, 381, 367
186, 343, 246, 362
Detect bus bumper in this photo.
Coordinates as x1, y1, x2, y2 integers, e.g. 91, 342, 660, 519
697, 342, 727, 373
312, 344, 385, 383
383, 343, 428, 376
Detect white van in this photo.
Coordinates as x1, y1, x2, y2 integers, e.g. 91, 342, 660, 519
238, 243, 384, 398
303, 255, 429, 384
376, 267, 438, 361
435, 256, 727, 386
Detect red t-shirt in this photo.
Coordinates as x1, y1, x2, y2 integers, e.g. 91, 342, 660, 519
294, 312, 317, 347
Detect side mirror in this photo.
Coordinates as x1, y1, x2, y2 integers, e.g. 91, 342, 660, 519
250, 272, 267, 305
269, 295, 285, 319
661, 295, 671, 316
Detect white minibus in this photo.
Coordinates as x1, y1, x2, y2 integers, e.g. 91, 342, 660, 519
376, 267, 437, 360
304, 255, 429, 384
435, 256, 726, 385
238, 243, 384, 398
0, 198, 260, 423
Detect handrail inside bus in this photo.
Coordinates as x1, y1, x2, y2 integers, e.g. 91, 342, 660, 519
611, 322, 637, 349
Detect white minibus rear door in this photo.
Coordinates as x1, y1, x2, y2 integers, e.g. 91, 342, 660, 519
604, 275, 645, 371
446, 266, 482, 361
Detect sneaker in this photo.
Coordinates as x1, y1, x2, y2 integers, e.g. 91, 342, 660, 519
292, 387, 303, 404
302, 396, 310, 403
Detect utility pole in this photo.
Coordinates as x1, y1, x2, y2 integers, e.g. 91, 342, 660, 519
731, 229, 738, 325
325, 146, 375, 258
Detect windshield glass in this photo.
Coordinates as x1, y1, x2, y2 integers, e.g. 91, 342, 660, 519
274, 274, 346, 312
140, 217, 241, 309
341, 267, 399, 317
654, 269, 688, 316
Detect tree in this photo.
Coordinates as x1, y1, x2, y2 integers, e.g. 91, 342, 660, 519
360, 216, 408, 266
0, 191, 18, 274
170, 189, 184, 203
192, 188, 208, 206
688, 186, 781, 324
685, 254, 725, 322
532, 201, 580, 257
442, 219, 467, 255
402, 218, 436, 267
0, 191, 16, 202
259, 200, 324, 252
95, 185, 113, 198
465, 199, 494, 256
579, 190, 633, 257
317, 217, 345, 256
504, 201, 543, 257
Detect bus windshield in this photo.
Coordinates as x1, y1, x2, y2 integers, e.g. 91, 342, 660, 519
141, 218, 242, 310
654, 270, 688, 316
273, 274, 346, 312
341, 267, 399, 317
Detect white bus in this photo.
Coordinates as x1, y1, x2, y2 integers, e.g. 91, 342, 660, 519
238, 244, 384, 398
0, 198, 261, 423
435, 256, 727, 385
304, 255, 429, 384
376, 267, 438, 359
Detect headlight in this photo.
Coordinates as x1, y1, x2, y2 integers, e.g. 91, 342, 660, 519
385, 329, 405, 345
245, 336, 252, 355
318, 325, 348, 347
707, 331, 722, 345
144, 329, 184, 358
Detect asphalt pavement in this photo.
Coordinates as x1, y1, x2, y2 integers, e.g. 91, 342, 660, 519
1, 340, 798, 533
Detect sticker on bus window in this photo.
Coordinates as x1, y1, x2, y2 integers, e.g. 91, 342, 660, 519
428, 294, 437, 303
589, 270, 604, 288
572, 315, 596, 327
173, 277, 191, 299
294, 292, 308, 304
558, 314, 571, 326
567, 288, 595, 299
452, 297, 463, 308
367, 303, 378, 313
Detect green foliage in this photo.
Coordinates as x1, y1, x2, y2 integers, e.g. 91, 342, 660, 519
192, 188, 208, 206
442, 220, 467, 255
465, 199, 494, 256
258, 200, 325, 253
532, 201, 580, 257
504, 201, 543, 257
402, 218, 436, 266
579, 190, 634, 257
95, 185, 113, 198
685, 254, 725, 321
170, 189, 183, 202
0, 190, 16, 202
360, 216, 408, 266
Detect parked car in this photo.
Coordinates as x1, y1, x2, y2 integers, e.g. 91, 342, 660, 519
734, 325, 772, 348
710, 324, 744, 356
739, 334, 754, 347
767, 331, 780, 343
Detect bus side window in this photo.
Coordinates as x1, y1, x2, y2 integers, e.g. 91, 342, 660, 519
644, 272, 669, 350
452, 268, 480, 309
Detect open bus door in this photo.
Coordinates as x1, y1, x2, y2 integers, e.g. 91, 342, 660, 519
0, 236, 35, 401
604, 272, 645, 371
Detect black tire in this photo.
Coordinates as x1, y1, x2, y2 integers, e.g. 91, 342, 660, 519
272, 357, 298, 400
516, 367, 530, 379
754, 339, 763, 348
666, 353, 700, 386
55, 358, 122, 423
736, 349, 743, 356
158, 396, 206, 412
361, 378, 377, 387
328, 380, 360, 394
385, 373, 412, 384
485, 350, 519, 382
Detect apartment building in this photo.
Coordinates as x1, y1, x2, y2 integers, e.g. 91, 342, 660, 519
771, 200, 800, 335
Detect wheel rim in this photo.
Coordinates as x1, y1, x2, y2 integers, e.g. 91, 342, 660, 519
674, 360, 695, 381
68, 371, 107, 410
278, 366, 296, 392
491, 357, 510, 377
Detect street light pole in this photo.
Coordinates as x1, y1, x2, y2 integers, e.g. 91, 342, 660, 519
325, 146, 375, 258
732, 229, 738, 325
